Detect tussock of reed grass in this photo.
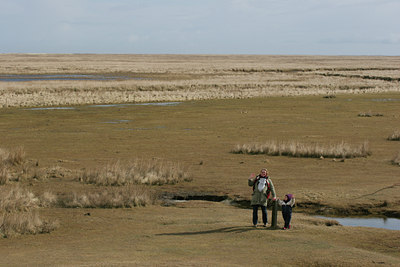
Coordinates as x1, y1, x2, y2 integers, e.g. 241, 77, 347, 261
0, 186, 58, 237
0, 211, 58, 237
39, 192, 58, 208
59, 185, 154, 208
0, 186, 39, 212
0, 147, 46, 184
392, 152, 400, 166
79, 159, 191, 186
357, 111, 383, 117
0, 147, 26, 166
0, 164, 9, 185
387, 131, 400, 141
231, 140, 371, 158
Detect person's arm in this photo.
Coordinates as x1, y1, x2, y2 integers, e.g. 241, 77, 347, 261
248, 174, 258, 187
268, 178, 276, 199
248, 174, 256, 186
289, 197, 295, 207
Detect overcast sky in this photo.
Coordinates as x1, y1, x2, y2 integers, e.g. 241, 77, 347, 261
1, 0, 399, 55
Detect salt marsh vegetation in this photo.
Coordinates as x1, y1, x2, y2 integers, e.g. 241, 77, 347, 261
231, 140, 371, 158
1, 54, 399, 108
0, 185, 58, 237
387, 130, 400, 141
1, 54, 400, 266
78, 159, 191, 186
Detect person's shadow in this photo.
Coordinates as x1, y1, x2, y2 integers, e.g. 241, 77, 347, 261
156, 225, 276, 236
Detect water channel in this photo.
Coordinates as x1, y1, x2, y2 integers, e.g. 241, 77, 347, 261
316, 216, 400, 231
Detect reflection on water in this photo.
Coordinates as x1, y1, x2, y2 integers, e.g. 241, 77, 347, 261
0, 74, 142, 82
316, 216, 400, 231
371, 98, 400, 102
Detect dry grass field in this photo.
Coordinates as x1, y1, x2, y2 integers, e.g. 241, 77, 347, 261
0, 54, 400, 266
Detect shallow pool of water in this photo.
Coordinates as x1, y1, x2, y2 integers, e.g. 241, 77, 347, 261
316, 216, 400, 231
371, 98, 400, 102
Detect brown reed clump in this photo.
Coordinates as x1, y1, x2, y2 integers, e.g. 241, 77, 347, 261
392, 152, 400, 166
38, 192, 58, 208
0, 186, 39, 212
0, 147, 34, 184
0, 186, 58, 237
0, 164, 10, 185
79, 159, 191, 186
0, 147, 26, 166
0, 211, 58, 237
231, 140, 371, 158
387, 131, 400, 141
59, 185, 154, 208
357, 111, 383, 117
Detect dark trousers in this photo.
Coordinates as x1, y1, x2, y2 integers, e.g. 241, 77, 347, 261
252, 205, 267, 226
281, 205, 292, 228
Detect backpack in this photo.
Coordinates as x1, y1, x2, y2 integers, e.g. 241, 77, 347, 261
253, 176, 271, 198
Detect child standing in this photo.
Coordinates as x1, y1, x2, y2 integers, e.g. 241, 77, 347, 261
277, 194, 295, 230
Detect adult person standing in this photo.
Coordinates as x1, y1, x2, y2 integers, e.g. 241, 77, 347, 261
248, 168, 276, 227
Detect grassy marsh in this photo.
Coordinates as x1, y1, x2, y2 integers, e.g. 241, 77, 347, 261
1, 54, 400, 108
1, 93, 399, 213
0, 54, 400, 266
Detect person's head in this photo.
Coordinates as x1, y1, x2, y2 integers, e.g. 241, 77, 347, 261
260, 168, 268, 177
284, 194, 293, 202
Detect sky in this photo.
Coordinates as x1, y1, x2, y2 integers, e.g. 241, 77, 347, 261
1, 0, 399, 55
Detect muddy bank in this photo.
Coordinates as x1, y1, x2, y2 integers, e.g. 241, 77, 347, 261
160, 191, 400, 218
296, 201, 400, 218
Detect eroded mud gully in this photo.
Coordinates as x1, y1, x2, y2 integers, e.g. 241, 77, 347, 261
160, 192, 400, 219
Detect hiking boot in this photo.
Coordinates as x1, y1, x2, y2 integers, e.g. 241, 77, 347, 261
253, 225, 257, 228
283, 227, 287, 230
262, 224, 267, 227
288, 225, 291, 229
